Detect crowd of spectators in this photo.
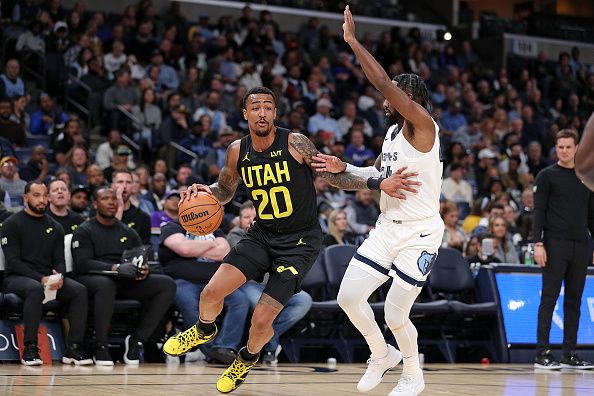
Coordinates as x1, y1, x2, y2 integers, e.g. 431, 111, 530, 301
0, 0, 593, 364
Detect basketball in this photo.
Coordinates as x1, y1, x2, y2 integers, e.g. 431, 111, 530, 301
178, 191, 223, 236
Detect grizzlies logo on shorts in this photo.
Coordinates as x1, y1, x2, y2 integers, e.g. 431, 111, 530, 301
417, 250, 437, 276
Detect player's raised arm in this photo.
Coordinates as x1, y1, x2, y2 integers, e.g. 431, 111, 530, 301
182, 140, 241, 204
342, 6, 434, 144
576, 111, 594, 191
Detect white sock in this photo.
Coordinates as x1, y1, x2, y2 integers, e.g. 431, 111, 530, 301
394, 320, 421, 376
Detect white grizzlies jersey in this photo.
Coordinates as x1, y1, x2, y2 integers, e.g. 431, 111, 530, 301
379, 119, 442, 221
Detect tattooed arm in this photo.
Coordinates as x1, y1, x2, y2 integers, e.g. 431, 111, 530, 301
289, 132, 369, 190
181, 140, 241, 204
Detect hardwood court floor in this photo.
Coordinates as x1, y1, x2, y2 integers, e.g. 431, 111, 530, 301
1, 363, 594, 396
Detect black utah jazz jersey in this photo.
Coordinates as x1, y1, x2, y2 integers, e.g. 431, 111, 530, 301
237, 128, 318, 233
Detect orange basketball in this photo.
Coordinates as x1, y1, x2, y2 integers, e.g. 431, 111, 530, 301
178, 191, 223, 236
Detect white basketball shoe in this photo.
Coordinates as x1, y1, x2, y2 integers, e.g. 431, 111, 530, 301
357, 344, 403, 392
389, 370, 425, 395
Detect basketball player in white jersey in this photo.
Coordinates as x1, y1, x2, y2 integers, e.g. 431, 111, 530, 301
312, 7, 443, 395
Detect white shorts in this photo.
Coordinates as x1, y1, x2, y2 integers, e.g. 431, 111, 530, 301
351, 213, 444, 290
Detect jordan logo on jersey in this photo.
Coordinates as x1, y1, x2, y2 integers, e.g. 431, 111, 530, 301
417, 251, 437, 276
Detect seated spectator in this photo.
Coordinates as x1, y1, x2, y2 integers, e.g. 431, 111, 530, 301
1, 182, 91, 366
54, 119, 86, 166
226, 201, 312, 364
112, 170, 151, 245
178, 115, 214, 164
147, 49, 179, 91
102, 69, 139, 130
307, 98, 341, 141
465, 233, 502, 266
441, 163, 473, 218
150, 190, 180, 249
0, 59, 25, 98
103, 145, 132, 183
159, 220, 247, 364
46, 21, 71, 54
0, 156, 27, 207
47, 178, 85, 234
131, 87, 162, 147
462, 199, 484, 235
488, 214, 519, 263
345, 190, 379, 236
500, 156, 531, 193
441, 201, 469, 252
322, 209, 362, 247
69, 48, 92, 79
0, 97, 26, 147
95, 130, 136, 171
204, 128, 235, 184
103, 40, 127, 78
64, 146, 90, 186
19, 146, 50, 183
169, 164, 193, 189
29, 93, 69, 137
86, 164, 106, 195
192, 90, 228, 136
141, 172, 167, 213
344, 129, 375, 167
72, 186, 176, 366
337, 100, 373, 138
70, 184, 91, 219
10, 94, 30, 133
464, 235, 480, 258
16, 20, 45, 53
129, 171, 155, 216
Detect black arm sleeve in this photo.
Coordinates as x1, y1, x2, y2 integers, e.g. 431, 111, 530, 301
532, 171, 549, 243
71, 226, 113, 273
1, 220, 44, 280
137, 214, 151, 245
52, 225, 66, 274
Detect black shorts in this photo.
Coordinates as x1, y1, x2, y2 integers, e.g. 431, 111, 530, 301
224, 222, 323, 306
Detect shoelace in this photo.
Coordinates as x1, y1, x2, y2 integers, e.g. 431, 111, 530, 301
394, 375, 415, 391
363, 357, 383, 377
226, 360, 251, 381
177, 326, 200, 349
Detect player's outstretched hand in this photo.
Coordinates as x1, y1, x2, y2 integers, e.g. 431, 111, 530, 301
380, 166, 422, 199
312, 153, 347, 174
343, 5, 356, 44
180, 183, 212, 204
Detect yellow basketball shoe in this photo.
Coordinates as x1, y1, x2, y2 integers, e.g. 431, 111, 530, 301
216, 348, 259, 393
163, 323, 218, 356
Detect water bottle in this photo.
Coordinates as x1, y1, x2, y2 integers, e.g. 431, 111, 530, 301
524, 244, 534, 266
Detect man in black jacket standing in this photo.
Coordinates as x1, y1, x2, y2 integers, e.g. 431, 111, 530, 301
1, 182, 91, 366
533, 129, 594, 370
72, 187, 175, 366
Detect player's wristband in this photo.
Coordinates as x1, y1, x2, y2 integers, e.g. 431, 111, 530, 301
367, 177, 385, 190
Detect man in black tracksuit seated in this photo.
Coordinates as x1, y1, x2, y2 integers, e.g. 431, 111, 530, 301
1, 181, 91, 366
71, 186, 176, 366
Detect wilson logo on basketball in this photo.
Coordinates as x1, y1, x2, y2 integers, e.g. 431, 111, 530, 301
181, 210, 209, 223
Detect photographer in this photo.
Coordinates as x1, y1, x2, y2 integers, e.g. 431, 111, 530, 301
72, 187, 175, 366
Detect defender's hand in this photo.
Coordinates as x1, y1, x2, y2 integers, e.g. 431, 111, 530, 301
343, 5, 356, 44
180, 183, 212, 204
312, 153, 347, 174
380, 166, 421, 199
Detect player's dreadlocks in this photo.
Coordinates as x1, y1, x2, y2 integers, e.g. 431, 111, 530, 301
393, 73, 432, 113
391, 73, 432, 137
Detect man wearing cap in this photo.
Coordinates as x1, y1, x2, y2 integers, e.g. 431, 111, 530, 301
47, 178, 85, 234
150, 190, 180, 250
475, 148, 498, 197
103, 145, 132, 183
0, 156, 26, 207
307, 98, 342, 141
70, 184, 91, 219
96, 130, 136, 171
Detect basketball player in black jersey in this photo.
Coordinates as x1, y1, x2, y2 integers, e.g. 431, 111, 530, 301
163, 86, 412, 393
576, 112, 594, 191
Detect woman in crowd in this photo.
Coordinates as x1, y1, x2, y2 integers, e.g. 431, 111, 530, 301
323, 209, 361, 247
441, 201, 469, 252
488, 215, 519, 263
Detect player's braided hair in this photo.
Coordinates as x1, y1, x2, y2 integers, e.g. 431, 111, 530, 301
393, 73, 432, 113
